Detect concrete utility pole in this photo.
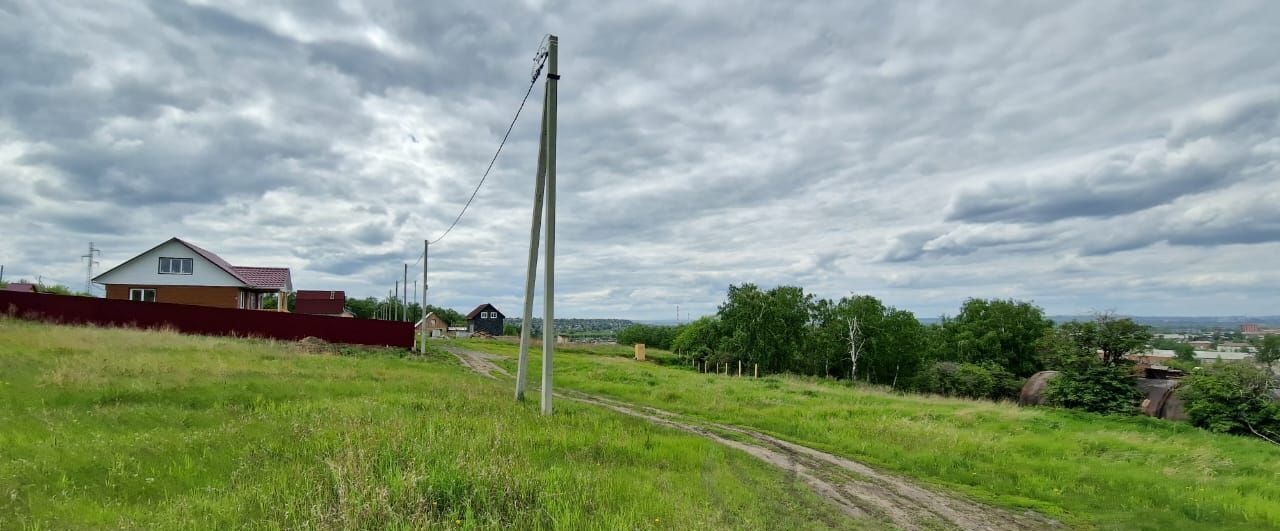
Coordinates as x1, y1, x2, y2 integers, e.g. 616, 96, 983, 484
403, 264, 409, 322
515, 34, 559, 417
81, 242, 101, 295
540, 35, 559, 416
421, 240, 429, 354
516, 66, 551, 401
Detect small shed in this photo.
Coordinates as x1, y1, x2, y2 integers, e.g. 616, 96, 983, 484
3, 283, 38, 293
466, 303, 505, 336
295, 290, 350, 316
416, 312, 448, 338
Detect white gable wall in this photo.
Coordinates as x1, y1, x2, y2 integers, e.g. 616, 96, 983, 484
94, 240, 247, 287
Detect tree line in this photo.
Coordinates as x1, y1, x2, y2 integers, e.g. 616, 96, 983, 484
657, 284, 1072, 395
615, 283, 1280, 443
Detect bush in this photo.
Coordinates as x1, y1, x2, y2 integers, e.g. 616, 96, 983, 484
1043, 365, 1142, 415
616, 324, 681, 351
1179, 363, 1280, 439
983, 363, 1026, 400
911, 361, 997, 399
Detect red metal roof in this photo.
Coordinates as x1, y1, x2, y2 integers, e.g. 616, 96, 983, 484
297, 290, 346, 301
182, 239, 250, 285
3, 283, 38, 293
231, 266, 291, 291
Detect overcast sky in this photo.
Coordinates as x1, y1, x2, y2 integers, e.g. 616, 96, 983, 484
2, 1, 1278, 319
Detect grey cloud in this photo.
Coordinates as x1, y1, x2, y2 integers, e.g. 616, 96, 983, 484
946, 89, 1280, 224
878, 225, 1050, 263
1081, 185, 1280, 256
305, 249, 403, 276
2, 0, 1279, 318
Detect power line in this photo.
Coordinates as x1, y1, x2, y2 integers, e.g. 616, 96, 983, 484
428, 49, 549, 246
373, 37, 551, 312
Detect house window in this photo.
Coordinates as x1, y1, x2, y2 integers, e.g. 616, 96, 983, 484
129, 288, 156, 302
159, 257, 193, 275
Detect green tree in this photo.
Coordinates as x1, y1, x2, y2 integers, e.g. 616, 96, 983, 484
671, 316, 719, 363
936, 298, 1053, 376
807, 294, 926, 385
716, 284, 810, 373
1256, 335, 1280, 371
1037, 314, 1150, 415
1039, 315, 1152, 369
1179, 363, 1280, 442
1173, 343, 1197, 363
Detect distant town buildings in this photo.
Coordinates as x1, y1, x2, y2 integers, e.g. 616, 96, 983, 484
1241, 323, 1280, 337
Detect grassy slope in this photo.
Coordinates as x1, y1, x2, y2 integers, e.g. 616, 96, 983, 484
458, 339, 1280, 531
0, 320, 859, 530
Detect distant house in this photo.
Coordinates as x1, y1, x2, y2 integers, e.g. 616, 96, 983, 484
3, 283, 38, 293
416, 312, 448, 338
92, 237, 292, 310
1143, 348, 1253, 362
466, 303, 505, 336
295, 290, 352, 317
1218, 342, 1253, 353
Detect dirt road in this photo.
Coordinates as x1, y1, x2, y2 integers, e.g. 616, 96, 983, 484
443, 345, 1060, 530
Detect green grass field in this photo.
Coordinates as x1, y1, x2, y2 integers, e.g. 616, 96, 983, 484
0, 320, 858, 529
457, 339, 1280, 530
5, 319, 1280, 530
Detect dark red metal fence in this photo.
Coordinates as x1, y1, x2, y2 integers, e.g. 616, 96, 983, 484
0, 291, 412, 348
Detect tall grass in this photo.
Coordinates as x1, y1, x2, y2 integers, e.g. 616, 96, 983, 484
459, 338, 1280, 530
0, 320, 860, 529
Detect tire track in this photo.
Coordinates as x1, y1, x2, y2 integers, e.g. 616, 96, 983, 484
446, 346, 1060, 530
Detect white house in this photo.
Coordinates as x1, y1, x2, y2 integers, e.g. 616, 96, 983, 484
92, 237, 292, 310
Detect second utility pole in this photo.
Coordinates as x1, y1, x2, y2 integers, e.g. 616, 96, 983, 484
427, 240, 437, 353
515, 34, 559, 416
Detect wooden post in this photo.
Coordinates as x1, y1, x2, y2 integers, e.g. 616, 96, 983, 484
738, 360, 742, 377
754, 364, 759, 378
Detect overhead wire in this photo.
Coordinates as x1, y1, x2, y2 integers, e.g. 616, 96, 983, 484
377, 36, 551, 313
427, 46, 549, 246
